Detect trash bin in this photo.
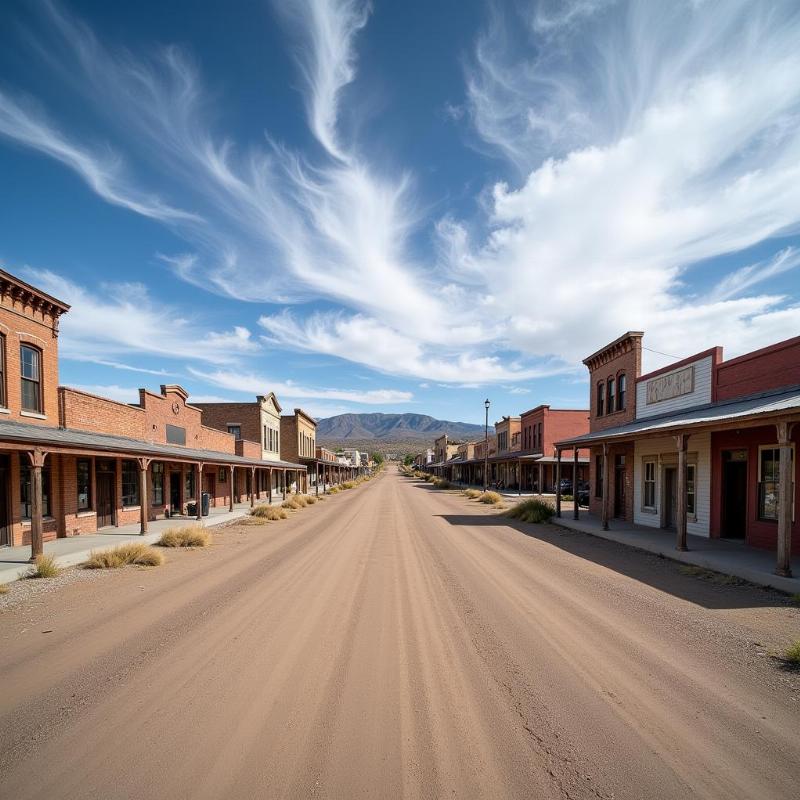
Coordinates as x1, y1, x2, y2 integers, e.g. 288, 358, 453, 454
186, 501, 197, 516
201, 492, 210, 516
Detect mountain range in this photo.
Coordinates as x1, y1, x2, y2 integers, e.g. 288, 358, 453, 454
316, 413, 485, 442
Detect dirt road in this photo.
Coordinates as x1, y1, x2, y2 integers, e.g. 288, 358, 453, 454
1, 469, 798, 799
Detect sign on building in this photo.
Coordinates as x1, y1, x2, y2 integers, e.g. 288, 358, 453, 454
646, 365, 694, 405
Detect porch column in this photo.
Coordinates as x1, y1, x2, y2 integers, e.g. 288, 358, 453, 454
601, 443, 609, 531
195, 463, 203, 521
573, 449, 580, 520
282, 470, 287, 500
316, 464, 320, 496
538, 462, 543, 495
268, 468, 273, 504
776, 420, 794, 577
250, 466, 256, 508
675, 433, 689, 552
229, 465, 234, 512
518, 459, 522, 496
138, 457, 151, 534
27, 449, 48, 561
555, 449, 562, 518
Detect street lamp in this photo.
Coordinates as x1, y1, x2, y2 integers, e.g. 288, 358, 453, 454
483, 398, 490, 491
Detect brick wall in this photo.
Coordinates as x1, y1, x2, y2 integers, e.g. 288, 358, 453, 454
193, 402, 261, 444
714, 335, 800, 402
59, 387, 146, 438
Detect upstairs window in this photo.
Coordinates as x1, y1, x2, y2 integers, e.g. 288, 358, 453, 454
0, 333, 6, 407
597, 382, 605, 416
227, 424, 241, 440
607, 377, 616, 414
20, 345, 42, 413
617, 372, 626, 411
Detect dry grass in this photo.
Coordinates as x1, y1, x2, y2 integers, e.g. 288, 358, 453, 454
785, 640, 800, 664
0, 584, 9, 594
304, 495, 318, 505
158, 526, 211, 548
85, 542, 164, 569
326, 486, 340, 494
282, 497, 302, 509
478, 491, 503, 505
678, 564, 745, 585
251, 504, 289, 520
341, 481, 356, 490
432, 478, 453, 490
505, 498, 554, 524
28, 553, 61, 579
463, 488, 482, 499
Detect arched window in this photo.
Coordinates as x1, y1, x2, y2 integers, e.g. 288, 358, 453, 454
597, 382, 605, 416
20, 344, 42, 413
617, 372, 626, 411
607, 377, 616, 414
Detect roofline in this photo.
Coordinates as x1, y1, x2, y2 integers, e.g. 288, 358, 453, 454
582, 331, 644, 367
636, 346, 722, 384
0, 268, 71, 313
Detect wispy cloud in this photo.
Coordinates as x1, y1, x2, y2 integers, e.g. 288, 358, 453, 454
710, 247, 800, 302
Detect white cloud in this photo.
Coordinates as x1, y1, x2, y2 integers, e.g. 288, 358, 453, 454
710, 247, 800, 302
66, 384, 140, 403
190, 366, 414, 405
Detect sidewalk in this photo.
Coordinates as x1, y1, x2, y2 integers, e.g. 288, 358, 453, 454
552, 512, 800, 595
0, 500, 278, 585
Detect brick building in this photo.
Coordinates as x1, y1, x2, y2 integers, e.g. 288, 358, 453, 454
557, 332, 800, 576
0, 269, 306, 557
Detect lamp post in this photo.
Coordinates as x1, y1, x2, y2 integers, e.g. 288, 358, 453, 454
483, 398, 490, 491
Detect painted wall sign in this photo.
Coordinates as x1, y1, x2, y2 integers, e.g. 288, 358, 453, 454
646, 365, 695, 405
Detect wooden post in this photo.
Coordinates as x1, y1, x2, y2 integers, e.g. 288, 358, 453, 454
250, 466, 256, 508
282, 470, 287, 500
316, 464, 319, 496
195, 463, 203, 521
138, 457, 151, 534
776, 420, 794, 577
538, 462, 543, 495
573, 449, 579, 520
28, 449, 47, 561
555, 449, 562, 518
229, 465, 234, 512
675, 433, 689, 551
268, 468, 273, 504
601, 443, 609, 531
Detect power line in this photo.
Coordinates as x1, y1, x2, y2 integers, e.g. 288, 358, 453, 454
643, 345, 684, 362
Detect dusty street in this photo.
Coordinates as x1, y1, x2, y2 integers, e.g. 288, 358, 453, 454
1, 468, 798, 800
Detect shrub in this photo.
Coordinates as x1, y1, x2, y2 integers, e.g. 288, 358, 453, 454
0, 583, 9, 594
478, 491, 503, 505
341, 481, 356, 490
85, 542, 164, 569
251, 504, 289, 520
29, 553, 61, 579
505, 498, 555, 524
463, 488, 481, 499
282, 497, 301, 509
304, 495, 318, 504
158, 526, 210, 548
784, 640, 800, 664
326, 486, 340, 494
433, 478, 453, 490
561, 494, 573, 502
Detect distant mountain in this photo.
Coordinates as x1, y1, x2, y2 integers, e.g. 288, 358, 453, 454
316, 413, 484, 442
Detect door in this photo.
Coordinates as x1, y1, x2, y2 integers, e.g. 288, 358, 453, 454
722, 452, 747, 539
170, 472, 182, 513
96, 473, 115, 528
0, 455, 9, 546
613, 455, 626, 518
663, 467, 677, 530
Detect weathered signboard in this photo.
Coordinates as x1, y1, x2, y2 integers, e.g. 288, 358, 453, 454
646, 365, 694, 405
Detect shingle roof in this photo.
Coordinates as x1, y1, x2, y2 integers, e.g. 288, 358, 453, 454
556, 385, 800, 447
0, 419, 305, 469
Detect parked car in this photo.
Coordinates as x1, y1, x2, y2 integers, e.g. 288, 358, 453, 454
559, 478, 573, 494
576, 481, 590, 508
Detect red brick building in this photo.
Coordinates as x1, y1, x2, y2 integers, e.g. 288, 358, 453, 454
557, 331, 800, 576
0, 269, 306, 557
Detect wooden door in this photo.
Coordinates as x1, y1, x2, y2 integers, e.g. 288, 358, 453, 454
614, 458, 627, 518
722, 457, 747, 538
97, 473, 115, 528
0, 455, 10, 546
663, 468, 676, 530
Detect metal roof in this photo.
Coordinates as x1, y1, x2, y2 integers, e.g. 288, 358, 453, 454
556, 385, 800, 447
0, 419, 306, 469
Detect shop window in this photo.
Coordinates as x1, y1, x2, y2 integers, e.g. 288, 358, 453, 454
686, 464, 696, 516
607, 378, 616, 415
595, 454, 603, 498
185, 469, 195, 500
758, 446, 795, 521
643, 460, 656, 509
218, 467, 226, 483
20, 464, 51, 518
152, 462, 164, 506
227, 424, 241, 439
617, 372, 626, 411
597, 382, 605, 416
77, 458, 91, 511
20, 344, 42, 413
121, 460, 139, 506
0, 333, 6, 407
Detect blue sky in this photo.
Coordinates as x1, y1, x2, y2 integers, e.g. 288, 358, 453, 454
1, 0, 799, 425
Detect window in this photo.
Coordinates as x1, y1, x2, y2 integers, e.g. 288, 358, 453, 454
538, 423, 542, 449
121, 460, 139, 506
686, 464, 696, 516
643, 460, 656, 509
20, 464, 51, 518
263, 425, 268, 449
758, 446, 794, 521
617, 372, 626, 411
20, 345, 42, 413
152, 462, 164, 506
0, 334, 6, 407
597, 382, 605, 416
185, 469, 195, 500
77, 458, 91, 511
228, 424, 241, 439
218, 467, 226, 483
607, 378, 616, 415
595, 454, 603, 498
